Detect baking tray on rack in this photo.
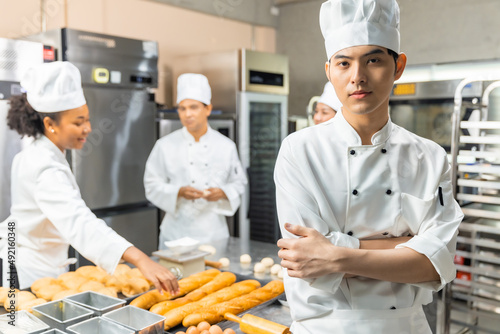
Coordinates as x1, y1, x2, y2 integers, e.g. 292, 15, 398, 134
164, 293, 288, 334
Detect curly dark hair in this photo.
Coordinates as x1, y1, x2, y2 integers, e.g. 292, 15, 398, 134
7, 94, 61, 138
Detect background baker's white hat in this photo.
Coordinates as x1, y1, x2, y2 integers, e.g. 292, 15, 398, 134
176, 73, 211, 105
318, 82, 342, 111
320, 0, 400, 60
21, 61, 86, 113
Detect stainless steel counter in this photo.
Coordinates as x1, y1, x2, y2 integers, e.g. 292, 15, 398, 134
166, 237, 292, 334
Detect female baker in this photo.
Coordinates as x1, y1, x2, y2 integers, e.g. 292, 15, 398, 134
0, 61, 178, 293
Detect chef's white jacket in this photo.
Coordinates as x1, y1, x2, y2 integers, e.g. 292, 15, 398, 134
144, 126, 247, 245
274, 111, 463, 334
0, 136, 132, 289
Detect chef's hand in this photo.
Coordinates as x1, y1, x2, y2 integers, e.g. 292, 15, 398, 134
122, 247, 179, 295
178, 186, 204, 200
202, 188, 228, 201
277, 223, 343, 279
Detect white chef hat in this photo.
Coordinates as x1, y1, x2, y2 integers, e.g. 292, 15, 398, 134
176, 73, 212, 105
318, 82, 342, 112
319, 0, 400, 60
21, 61, 86, 113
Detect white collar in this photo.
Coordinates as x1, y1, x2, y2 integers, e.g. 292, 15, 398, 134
333, 109, 393, 146
37, 135, 67, 162
182, 125, 213, 143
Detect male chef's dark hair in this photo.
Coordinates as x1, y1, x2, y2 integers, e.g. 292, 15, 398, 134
7, 93, 61, 138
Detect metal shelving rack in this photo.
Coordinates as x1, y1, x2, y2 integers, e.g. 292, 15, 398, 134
444, 76, 500, 334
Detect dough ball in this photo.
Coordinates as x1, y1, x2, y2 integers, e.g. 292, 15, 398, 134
202, 189, 211, 197
270, 264, 282, 275
186, 326, 200, 334
209, 325, 224, 334
240, 254, 252, 264
260, 257, 274, 268
223, 329, 236, 334
197, 321, 211, 331
199, 245, 217, 255
277, 268, 284, 279
218, 257, 230, 267
253, 262, 266, 273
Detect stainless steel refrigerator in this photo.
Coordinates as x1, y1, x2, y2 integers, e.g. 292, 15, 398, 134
0, 38, 42, 221
173, 49, 289, 243
24, 29, 159, 260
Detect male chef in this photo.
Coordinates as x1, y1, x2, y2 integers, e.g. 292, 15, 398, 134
274, 0, 463, 333
144, 73, 247, 246
313, 82, 342, 125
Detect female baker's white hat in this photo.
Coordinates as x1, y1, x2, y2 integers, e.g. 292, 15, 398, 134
176, 73, 212, 105
320, 0, 400, 60
21, 61, 86, 113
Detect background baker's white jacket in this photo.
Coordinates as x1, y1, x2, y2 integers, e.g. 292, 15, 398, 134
274, 111, 464, 333
0, 136, 132, 289
144, 126, 247, 244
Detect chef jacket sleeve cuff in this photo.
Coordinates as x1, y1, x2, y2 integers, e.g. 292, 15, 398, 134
326, 231, 360, 249
153, 184, 182, 214
100, 240, 133, 275
214, 185, 240, 216
396, 234, 455, 291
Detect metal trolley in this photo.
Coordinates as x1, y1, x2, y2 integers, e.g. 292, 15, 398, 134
445, 75, 500, 333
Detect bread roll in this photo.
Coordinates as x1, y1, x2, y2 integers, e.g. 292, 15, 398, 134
58, 272, 88, 290
150, 272, 236, 315
182, 280, 284, 327
76, 265, 109, 283
130, 269, 220, 310
0, 287, 13, 306
114, 263, 132, 276
162, 280, 261, 330
3, 291, 36, 311
104, 275, 127, 293
97, 287, 118, 298
30, 277, 58, 295
122, 277, 150, 298
51, 289, 79, 301
260, 257, 274, 268
78, 280, 106, 293
35, 283, 65, 301
17, 298, 47, 313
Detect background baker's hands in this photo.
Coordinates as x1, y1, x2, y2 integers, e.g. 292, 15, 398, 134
202, 188, 228, 201
178, 186, 204, 200
277, 223, 344, 279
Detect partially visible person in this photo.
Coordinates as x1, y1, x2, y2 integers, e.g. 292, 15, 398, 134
144, 73, 247, 247
0, 61, 179, 294
313, 82, 342, 124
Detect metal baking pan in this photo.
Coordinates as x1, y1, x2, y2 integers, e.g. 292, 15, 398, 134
103, 305, 165, 334
66, 316, 135, 334
40, 329, 69, 334
65, 291, 126, 316
0, 310, 50, 334
32, 300, 94, 331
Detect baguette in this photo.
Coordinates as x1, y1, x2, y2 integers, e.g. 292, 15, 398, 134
150, 272, 236, 315
163, 280, 261, 330
130, 269, 220, 309
182, 280, 284, 327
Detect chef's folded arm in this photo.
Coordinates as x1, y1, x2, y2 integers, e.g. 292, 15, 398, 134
275, 137, 463, 293
36, 166, 132, 274
143, 142, 182, 214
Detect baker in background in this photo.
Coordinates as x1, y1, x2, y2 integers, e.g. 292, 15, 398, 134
274, 0, 463, 333
144, 73, 247, 247
313, 81, 342, 125
0, 61, 179, 293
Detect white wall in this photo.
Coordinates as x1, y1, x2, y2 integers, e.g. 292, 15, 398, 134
277, 0, 500, 116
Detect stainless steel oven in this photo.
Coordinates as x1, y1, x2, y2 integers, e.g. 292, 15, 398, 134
389, 79, 484, 152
